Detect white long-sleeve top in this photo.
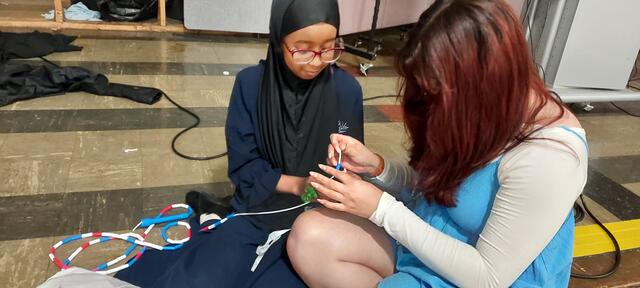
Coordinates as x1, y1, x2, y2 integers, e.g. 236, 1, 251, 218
369, 127, 588, 288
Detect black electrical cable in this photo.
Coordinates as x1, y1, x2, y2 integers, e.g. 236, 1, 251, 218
363, 95, 398, 102
39, 56, 60, 67
32, 56, 227, 161
167, 93, 399, 161
573, 202, 585, 223
571, 195, 622, 279
34, 56, 227, 161
611, 102, 640, 117
164, 92, 228, 161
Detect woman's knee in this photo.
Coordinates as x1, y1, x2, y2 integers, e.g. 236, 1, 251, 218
288, 209, 334, 260
288, 208, 383, 260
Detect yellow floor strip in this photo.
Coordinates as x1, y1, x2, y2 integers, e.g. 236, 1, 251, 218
574, 219, 640, 257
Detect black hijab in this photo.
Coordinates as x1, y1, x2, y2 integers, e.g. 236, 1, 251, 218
257, 0, 341, 177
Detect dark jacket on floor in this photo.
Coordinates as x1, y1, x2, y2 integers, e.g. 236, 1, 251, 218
0, 31, 81, 63
0, 63, 162, 107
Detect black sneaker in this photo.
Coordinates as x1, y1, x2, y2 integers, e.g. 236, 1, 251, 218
185, 191, 232, 221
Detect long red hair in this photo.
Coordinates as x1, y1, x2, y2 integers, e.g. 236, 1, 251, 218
396, 0, 565, 206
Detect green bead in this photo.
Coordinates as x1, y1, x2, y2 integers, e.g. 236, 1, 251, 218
301, 185, 318, 203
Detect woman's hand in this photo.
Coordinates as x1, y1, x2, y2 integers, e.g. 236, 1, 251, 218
327, 133, 383, 177
309, 164, 383, 218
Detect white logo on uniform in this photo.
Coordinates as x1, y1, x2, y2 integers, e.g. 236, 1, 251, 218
338, 120, 349, 134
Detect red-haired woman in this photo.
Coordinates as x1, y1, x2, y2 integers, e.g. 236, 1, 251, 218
287, 0, 587, 287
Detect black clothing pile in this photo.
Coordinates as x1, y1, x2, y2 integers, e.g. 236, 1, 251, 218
0, 31, 81, 63
0, 63, 162, 107
0, 31, 162, 107
76, 0, 184, 22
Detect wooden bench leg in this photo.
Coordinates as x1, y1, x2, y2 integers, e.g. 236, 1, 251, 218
158, 0, 167, 26
54, 0, 64, 23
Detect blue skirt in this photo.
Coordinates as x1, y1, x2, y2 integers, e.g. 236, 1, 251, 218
114, 216, 306, 288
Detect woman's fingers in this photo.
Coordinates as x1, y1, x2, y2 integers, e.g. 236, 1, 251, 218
346, 170, 362, 180
329, 133, 350, 152
309, 171, 346, 194
318, 164, 356, 184
317, 199, 346, 212
329, 133, 342, 152
327, 144, 340, 166
339, 161, 354, 171
310, 181, 344, 203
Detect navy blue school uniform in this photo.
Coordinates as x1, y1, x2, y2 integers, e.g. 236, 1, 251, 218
114, 63, 364, 287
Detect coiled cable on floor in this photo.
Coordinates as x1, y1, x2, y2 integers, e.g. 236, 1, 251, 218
571, 194, 622, 279
35, 57, 226, 161
164, 92, 228, 161
611, 102, 640, 118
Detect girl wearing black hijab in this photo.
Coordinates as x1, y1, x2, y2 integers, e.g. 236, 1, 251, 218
114, 0, 364, 287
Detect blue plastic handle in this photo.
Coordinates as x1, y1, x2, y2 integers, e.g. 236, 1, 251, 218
140, 213, 190, 228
